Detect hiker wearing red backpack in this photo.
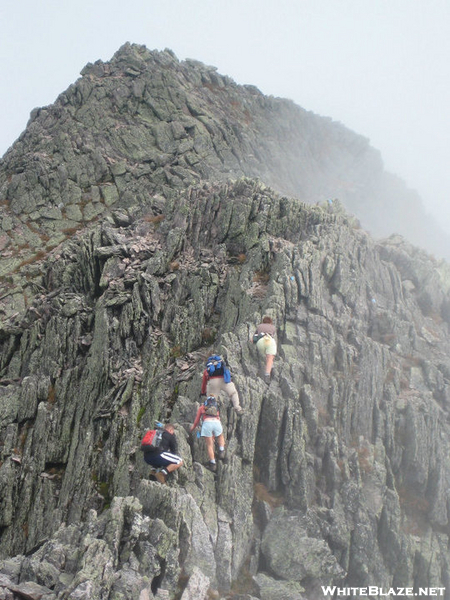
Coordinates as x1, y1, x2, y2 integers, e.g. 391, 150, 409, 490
190, 395, 226, 473
201, 354, 244, 415
141, 423, 183, 484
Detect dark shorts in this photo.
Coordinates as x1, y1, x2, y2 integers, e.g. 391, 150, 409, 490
144, 451, 182, 468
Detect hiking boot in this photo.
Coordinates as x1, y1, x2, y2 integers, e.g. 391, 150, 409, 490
264, 373, 271, 384
155, 470, 167, 484
218, 449, 226, 460
234, 406, 244, 416
205, 462, 217, 473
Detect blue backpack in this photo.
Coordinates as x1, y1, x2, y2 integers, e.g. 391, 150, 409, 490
206, 355, 231, 383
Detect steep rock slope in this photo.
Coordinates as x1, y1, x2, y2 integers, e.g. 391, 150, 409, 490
1, 178, 450, 599
0, 44, 448, 321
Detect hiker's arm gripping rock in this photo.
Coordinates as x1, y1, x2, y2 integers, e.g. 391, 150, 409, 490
190, 406, 204, 432
163, 429, 178, 454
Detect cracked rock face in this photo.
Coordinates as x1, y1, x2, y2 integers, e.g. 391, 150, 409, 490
1, 44, 450, 600
1, 177, 450, 599
0, 43, 448, 317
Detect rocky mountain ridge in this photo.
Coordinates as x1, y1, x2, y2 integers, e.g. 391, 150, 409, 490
1, 43, 450, 600
0, 44, 448, 321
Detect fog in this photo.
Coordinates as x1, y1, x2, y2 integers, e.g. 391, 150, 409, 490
1, 0, 449, 236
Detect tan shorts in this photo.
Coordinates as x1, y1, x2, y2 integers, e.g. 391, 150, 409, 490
206, 378, 241, 410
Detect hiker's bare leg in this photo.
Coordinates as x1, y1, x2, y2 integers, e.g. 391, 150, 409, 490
166, 460, 183, 473
265, 354, 275, 374
205, 436, 215, 461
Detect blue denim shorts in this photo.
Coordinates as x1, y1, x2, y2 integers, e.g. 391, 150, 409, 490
201, 418, 223, 438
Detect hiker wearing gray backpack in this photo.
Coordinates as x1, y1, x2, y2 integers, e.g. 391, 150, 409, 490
201, 354, 244, 415
190, 395, 226, 473
253, 316, 277, 383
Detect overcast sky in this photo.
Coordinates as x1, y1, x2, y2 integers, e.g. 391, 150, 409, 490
1, 0, 449, 235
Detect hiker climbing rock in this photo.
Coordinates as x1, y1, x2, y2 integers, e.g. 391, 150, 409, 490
253, 316, 277, 383
141, 423, 183, 484
190, 395, 226, 473
201, 354, 244, 415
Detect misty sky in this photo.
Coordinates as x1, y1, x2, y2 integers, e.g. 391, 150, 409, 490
1, 0, 449, 235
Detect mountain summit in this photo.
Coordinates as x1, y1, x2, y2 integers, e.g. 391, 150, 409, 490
0, 43, 448, 300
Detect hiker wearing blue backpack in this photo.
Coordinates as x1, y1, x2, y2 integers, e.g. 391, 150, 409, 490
141, 423, 183, 484
190, 395, 226, 472
201, 354, 244, 415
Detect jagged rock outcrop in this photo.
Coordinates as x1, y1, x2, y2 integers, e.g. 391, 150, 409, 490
1, 176, 450, 599
2, 44, 450, 600
0, 43, 448, 323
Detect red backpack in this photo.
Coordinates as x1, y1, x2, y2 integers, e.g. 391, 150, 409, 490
141, 426, 163, 451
